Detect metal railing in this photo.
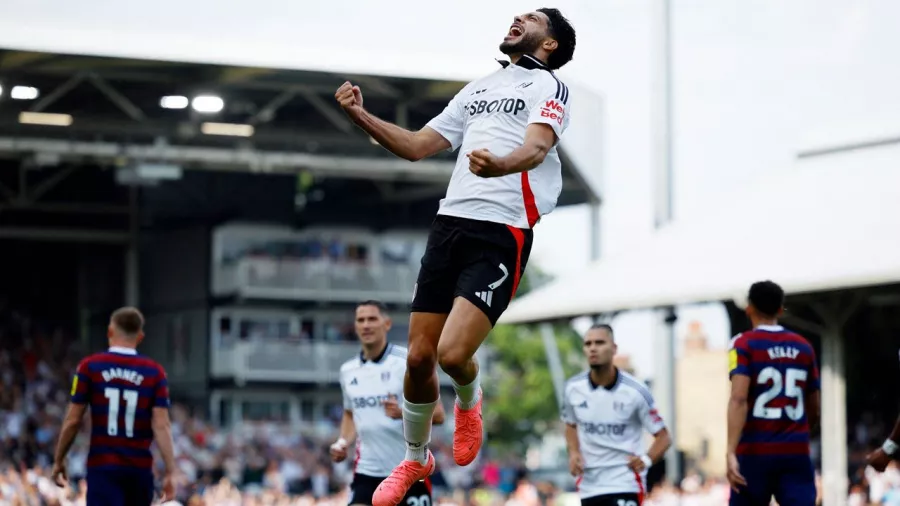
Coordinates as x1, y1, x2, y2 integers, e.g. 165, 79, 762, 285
211, 340, 486, 386
215, 257, 417, 303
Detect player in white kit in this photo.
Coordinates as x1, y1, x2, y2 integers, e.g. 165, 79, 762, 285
562, 324, 672, 506
331, 301, 446, 506
335, 9, 576, 506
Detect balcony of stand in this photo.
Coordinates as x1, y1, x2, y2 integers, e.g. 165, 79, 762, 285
211, 339, 488, 386
215, 256, 417, 304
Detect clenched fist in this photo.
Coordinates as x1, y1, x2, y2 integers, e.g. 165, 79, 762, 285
467, 148, 508, 178
335, 81, 364, 120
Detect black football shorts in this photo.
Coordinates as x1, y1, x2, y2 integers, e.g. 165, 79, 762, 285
411, 215, 533, 325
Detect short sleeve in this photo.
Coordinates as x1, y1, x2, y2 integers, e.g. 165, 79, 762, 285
425, 87, 468, 152
154, 366, 171, 408
637, 390, 667, 435
729, 334, 752, 378
70, 359, 92, 405
560, 388, 575, 425
341, 371, 353, 411
527, 77, 571, 143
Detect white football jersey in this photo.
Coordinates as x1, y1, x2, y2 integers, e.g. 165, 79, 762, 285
561, 370, 667, 499
426, 54, 571, 229
340, 343, 408, 477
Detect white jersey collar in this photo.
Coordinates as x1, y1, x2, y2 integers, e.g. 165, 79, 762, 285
108, 346, 137, 355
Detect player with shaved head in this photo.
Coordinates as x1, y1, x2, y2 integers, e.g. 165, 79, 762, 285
562, 324, 671, 506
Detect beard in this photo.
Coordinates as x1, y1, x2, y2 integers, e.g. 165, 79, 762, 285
499, 32, 544, 56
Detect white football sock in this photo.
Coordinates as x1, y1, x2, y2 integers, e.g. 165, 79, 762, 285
452, 371, 481, 410
403, 397, 437, 465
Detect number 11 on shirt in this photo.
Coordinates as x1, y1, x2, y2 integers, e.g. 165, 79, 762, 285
105, 387, 139, 438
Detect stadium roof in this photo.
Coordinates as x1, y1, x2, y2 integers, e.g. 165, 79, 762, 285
0, 49, 598, 207
500, 140, 900, 324
0, 2, 604, 205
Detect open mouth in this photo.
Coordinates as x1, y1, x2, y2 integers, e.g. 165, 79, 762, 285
507, 25, 524, 37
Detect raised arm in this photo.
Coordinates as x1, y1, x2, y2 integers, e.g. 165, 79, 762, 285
335, 82, 455, 162
467, 77, 571, 178
497, 79, 571, 175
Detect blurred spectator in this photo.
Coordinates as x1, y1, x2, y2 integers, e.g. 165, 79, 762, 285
0, 299, 895, 505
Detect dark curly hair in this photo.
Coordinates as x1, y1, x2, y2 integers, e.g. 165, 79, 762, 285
538, 7, 576, 70
748, 280, 785, 317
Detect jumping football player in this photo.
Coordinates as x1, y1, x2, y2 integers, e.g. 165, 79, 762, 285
335, 9, 576, 506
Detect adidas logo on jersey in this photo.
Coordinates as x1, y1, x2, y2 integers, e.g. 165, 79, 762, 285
350, 377, 358, 385
577, 401, 588, 409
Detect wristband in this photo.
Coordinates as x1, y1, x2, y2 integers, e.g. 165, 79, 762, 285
640, 455, 653, 469
883, 439, 898, 456
333, 438, 348, 449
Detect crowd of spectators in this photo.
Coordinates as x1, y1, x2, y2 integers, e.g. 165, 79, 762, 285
2, 300, 900, 504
